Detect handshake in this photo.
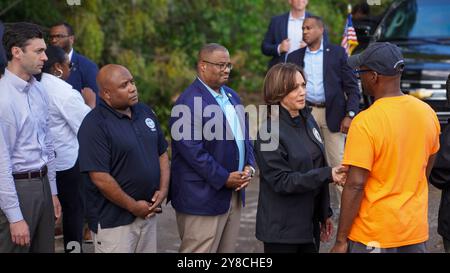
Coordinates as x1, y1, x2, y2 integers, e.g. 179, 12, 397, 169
331, 165, 348, 186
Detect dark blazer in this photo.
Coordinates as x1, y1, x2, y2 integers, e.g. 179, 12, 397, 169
429, 123, 450, 240
254, 106, 332, 244
67, 50, 99, 94
168, 78, 256, 216
286, 43, 360, 132
261, 12, 313, 68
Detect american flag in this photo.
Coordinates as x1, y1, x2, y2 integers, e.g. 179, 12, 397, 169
341, 13, 359, 56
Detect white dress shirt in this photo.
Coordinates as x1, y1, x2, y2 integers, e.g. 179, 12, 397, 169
304, 41, 325, 103
287, 12, 305, 54
68, 48, 74, 62
277, 13, 305, 57
40, 73, 91, 171
0, 69, 57, 223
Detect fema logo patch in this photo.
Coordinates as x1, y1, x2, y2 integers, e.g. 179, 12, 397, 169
145, 118, 156, 131
312, 128, 323, 143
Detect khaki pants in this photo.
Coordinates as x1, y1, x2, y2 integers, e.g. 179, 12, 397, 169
94, 216, 157, 253
310, 106, 345, 206
176, 191, 241, 253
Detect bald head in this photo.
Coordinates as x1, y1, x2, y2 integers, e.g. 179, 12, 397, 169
97, 64, 138, 110
97, 64, 128, 93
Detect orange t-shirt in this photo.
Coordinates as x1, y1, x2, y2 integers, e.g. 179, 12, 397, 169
342, 95, 440, 248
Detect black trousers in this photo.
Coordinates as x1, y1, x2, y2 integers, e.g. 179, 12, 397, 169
264, 242, 318, 253
56, 160, 85, 253
444, 237, 450, 253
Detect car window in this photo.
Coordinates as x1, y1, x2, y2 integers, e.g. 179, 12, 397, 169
382, 0, 450, 40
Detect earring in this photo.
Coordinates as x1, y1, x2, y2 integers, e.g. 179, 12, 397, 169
55, 68, 63, 78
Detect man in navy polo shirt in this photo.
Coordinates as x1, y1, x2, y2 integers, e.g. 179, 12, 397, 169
77, 64, 169, 253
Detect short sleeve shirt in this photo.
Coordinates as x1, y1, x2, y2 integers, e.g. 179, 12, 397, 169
78, 99, 168, 230
342, 95, 440, 248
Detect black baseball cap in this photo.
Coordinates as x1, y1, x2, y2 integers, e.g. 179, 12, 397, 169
348, 42, 405, 76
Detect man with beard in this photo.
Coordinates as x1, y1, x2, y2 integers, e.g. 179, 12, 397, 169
49, 22, 97, 108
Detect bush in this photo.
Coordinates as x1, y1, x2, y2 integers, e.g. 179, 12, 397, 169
1, 0, 392, 135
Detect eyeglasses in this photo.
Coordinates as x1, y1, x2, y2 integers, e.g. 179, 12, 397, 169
353, 69, 374, 79
202, 60, 233, 71
49, 34, 71, 40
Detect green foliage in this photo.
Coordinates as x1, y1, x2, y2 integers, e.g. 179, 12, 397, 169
1, 0, 391, 134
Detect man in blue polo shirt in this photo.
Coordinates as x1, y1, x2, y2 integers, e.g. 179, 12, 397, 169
77, 64, 169, 253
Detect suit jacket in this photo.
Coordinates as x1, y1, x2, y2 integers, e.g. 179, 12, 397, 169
430, 122, 450, 240
286, 43, 360, 132
261, 12, 312, 68
67, 50, 99, 94
169, 78, 256, 216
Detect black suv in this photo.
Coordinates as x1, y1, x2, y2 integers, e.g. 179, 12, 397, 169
367, 0, 450, 123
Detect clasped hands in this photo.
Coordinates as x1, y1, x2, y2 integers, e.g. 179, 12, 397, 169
130, 190, 166, 219
225, 166, 254, 191
332, 165, 348, 186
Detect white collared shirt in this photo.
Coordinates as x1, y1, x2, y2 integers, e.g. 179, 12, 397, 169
287, 12, 305, 54
197, 77, 245, 171
68, 48, 74, 61
40, 73, 91, 171
304, 41, 325, 103
0, 69, 58, 223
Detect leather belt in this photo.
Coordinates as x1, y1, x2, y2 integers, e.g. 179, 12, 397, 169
12, 165, 48, 180
307, 101, 326, 108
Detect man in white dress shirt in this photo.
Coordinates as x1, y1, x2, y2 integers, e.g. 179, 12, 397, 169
261, 0, 310, 68
0, 22, 61, 253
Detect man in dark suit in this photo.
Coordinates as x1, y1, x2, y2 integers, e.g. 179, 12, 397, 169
429, 74, 450, 253
169, 43, 256, 253
286, 16, 360, 205
49, 22, 98, 107
261, 0, 311, 68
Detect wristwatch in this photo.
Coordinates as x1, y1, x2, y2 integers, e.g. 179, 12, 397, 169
347, 111, 356, 118
248, 166, 256, 177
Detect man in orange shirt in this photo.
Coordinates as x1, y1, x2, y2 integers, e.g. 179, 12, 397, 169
331, 42, 440, 253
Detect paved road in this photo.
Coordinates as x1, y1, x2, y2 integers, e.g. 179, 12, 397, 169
156, 174, 446, 253
57, 174, 445, 253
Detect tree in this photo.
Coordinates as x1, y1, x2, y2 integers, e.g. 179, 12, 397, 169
1, 0, 390, 132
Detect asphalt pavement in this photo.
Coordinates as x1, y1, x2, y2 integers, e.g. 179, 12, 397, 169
56, 173, 446, 253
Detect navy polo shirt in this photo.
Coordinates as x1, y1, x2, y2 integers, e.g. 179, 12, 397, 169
78, 99, 168, 231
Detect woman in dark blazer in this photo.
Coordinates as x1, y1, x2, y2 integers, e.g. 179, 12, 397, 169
254, 63, 347, 253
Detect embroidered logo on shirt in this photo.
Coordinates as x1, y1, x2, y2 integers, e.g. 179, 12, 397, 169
145, 118, 156, 131
313, 128, 323, 144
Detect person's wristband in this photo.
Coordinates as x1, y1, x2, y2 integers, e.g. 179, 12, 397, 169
249, 166, 256, 177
